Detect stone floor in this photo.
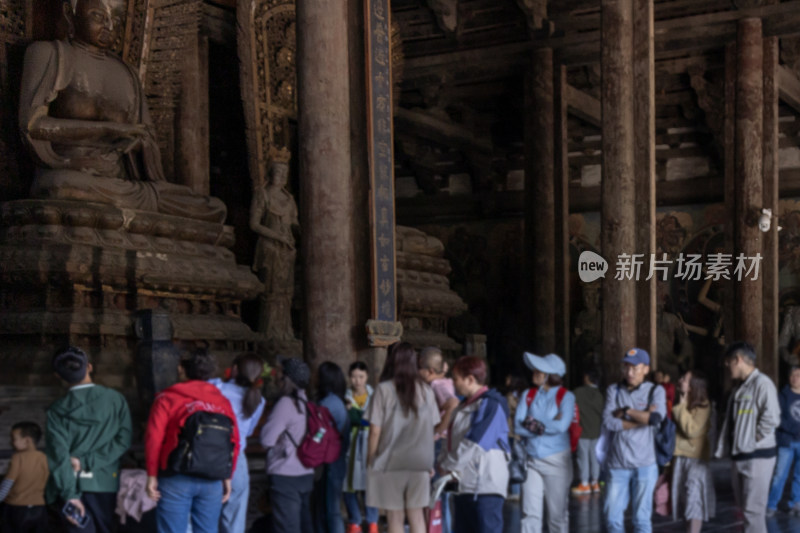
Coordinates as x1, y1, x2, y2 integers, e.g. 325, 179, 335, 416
500, 459, 800, 532
121, 456, 800, 532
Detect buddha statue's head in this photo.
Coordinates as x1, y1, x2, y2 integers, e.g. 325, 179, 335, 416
64, 0, 126, 51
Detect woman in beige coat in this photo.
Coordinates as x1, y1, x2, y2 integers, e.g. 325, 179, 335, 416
671, 370, 716, 533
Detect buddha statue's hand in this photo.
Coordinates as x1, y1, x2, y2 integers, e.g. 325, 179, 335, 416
103, 122, 150, 145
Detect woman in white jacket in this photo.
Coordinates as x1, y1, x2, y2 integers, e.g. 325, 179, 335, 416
437, 356, 510, 533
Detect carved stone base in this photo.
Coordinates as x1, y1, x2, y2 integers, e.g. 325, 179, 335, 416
395, 227, 468, 354
0, 199, 262, 387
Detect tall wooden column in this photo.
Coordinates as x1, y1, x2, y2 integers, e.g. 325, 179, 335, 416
525, 48, 556, 353
762, 35, 779, 379
723, 43, 737, 353
297, 0, 357, 370
601, 0, 637, 377
734, 18, 763, 355
633, 0, 656, 362
554, 63, 571, 370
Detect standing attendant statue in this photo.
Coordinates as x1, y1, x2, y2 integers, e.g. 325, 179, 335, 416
250, 148, 299, 342
19, 0, 225, 223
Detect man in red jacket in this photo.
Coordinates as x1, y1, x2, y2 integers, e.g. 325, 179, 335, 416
145, 349, 239, 533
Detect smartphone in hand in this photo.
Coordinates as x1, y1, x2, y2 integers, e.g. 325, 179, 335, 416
63, 502, 90, 529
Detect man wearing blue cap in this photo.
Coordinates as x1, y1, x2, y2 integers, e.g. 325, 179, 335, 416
601, 348, 666, 533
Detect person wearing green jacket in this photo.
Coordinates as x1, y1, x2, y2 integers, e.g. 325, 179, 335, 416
46, 346, 132, 533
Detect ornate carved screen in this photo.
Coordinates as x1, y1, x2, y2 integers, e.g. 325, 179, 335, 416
123, 0, 203, 181
236, 0, 297, 189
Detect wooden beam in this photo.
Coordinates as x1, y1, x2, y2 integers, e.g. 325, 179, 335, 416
779, 65, 800, 115
401, 1, 800, 73
395, 167, 800, 225
566, 84, 601, 126
394, 107, 493, 153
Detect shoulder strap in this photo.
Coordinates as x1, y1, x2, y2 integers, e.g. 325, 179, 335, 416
282, 397, 309, 448
555, 386, 567, 406
648, 383, 657, 405
525, 387, 537, 407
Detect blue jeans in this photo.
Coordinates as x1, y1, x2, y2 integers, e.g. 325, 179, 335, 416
315, 459, 346, 533
768, 442, 800, 510
343, 491, 379, 525
603, 464, 659, 533
219, 452, 249, 533
156, 474, 223, 533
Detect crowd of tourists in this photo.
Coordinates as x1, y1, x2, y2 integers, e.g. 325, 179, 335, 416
2, 340, 800, 533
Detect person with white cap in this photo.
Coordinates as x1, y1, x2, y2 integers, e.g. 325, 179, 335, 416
601, 347, 667, 533
514, 352, 575, 533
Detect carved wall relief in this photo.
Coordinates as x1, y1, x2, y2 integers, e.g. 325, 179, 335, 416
237, 0, 297, 189
123, 0, 203, 181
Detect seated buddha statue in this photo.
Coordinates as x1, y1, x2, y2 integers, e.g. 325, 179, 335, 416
18, 0, 226, 223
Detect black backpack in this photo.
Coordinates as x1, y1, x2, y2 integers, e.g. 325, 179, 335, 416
167, 411, 235, 480
648, 384, 676, 467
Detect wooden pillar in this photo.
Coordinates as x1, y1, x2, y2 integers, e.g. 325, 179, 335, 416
554, 62, 571, 370
177, 30, 210, 194
525, 48, 556, 353
601, 0, 637, 379
723, 43, 736, 351
297, 0, 357, 370
734, 18, 763, 354
762, 35, 779, 379
633, 0, 656, 362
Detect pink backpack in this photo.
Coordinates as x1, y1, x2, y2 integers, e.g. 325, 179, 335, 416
286, 400, 342, 468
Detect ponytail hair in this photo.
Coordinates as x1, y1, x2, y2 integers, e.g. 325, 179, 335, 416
232, 353, 265, 419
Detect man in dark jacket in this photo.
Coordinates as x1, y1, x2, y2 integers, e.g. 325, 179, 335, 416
47, 346, 132, 533
767, 365, 800, 515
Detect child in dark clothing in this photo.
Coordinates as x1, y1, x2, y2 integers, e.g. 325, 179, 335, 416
0, 421, 49, 533
767, 366, 800, 515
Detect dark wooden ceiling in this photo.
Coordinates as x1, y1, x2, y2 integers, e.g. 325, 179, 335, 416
390, 0, 800, 212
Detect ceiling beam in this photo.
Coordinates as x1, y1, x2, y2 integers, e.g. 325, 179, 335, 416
779, 65, 800, 115
402, 1, 800, 74
396, 168, 800, 224
566, 84, 601, 127
394, 107, 494, 153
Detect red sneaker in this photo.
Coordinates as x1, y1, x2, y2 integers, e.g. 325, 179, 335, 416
346, 525, 363, 533
367, 523, 379, 533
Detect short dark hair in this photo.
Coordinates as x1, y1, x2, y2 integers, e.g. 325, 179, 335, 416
52, 346, 89, 384
724, 341, 757, 366
180, 348, 218, 381
349, 361, 368, 374
584, 368, 600, 385
452, 356, 488, 385
12, 421, 42, 444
